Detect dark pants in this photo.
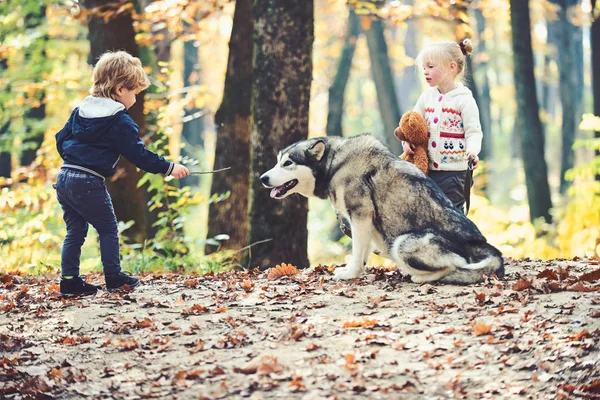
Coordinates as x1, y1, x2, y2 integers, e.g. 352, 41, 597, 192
54, 168, 121, 277
429, 170, 469, 213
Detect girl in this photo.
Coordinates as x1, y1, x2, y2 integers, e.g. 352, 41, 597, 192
400, 39, 482, 213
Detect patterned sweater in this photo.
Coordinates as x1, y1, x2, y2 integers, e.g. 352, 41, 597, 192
413, 83, 483, 172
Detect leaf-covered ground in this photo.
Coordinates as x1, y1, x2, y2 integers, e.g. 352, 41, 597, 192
1, 258, 599, 400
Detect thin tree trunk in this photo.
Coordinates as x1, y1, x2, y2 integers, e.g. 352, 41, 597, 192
474, 8, 492, 162
20, 5, 47, 166
207, 0, 252, 253
0, 57, 11, 177
551, 0, 577, 194
509, 0, 553, 223
247, 0, 313, 269
396, 0, 418, 111
84, 0, 152, 243
179, 35, 204, 188
364, 17, 402, 154
326, 8, 359, 137
593, 0, 600, 181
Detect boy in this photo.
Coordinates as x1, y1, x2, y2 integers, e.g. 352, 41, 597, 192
54, 51, 190, 297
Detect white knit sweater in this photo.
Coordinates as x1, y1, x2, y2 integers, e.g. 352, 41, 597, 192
413, 83, 483, 172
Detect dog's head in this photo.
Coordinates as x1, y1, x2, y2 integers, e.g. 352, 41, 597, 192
260, 138, 327, 199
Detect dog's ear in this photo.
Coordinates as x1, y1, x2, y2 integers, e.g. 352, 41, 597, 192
307, 139, 326, 161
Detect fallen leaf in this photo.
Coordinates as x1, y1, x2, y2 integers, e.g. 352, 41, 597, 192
473, 322, 492, 336
268, 263, 299, 280
343, 319, 379, 329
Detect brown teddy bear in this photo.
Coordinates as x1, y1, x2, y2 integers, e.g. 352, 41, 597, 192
394, 111, 429, 175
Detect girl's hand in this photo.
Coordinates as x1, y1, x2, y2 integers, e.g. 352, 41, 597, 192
402, 141, 415, 155
171, 163, 190, 179
466, 152, 479, 170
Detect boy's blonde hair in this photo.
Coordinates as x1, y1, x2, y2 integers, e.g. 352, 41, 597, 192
415, 39, 473, 83
90, 51, 150, 100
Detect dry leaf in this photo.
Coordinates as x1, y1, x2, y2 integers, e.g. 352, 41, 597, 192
181, 304, 209, 315
473, 322, 492, 336
343, 319, 379, 329
268, 263, 299, 280
240, 279, 254, 292
512, 278, 533, 291
475, 292, 486, 305
579, 268, 600, 282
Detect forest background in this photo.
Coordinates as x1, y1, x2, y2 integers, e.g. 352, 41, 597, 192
0, 0, 599, 276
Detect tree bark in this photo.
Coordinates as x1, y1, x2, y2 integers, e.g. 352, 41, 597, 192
509, 0, 553, 223
396, 0, 418, 112
84, 0, 153, 243
20, 5, 47, 166
364, 17, 402, 154
474, 8, 492, 162
207, 0, 253, 253
247, 0, 313, 269
593, 0, 600, 181
326, 8, 359, 137
547, 0, 577, 194
179, 35, 204, 188
0, 58, 11, 177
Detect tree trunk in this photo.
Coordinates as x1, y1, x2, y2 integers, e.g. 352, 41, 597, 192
396, 0, 418, 111
0, 57, 11, 177
509, 0, 553, 223
20, 5, 47, 166
593, 0, 600, 181
364, 17, 402, 154
326, 8, 359, 137
247, 0, 313, 269
179, 35, 204, 188
474, 8, 493, 162
552, 0, 577, 194
84, 0, 153, 243
207, 0, 253, 253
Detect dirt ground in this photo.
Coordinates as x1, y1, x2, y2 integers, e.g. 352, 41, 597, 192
1, 258, 599, 400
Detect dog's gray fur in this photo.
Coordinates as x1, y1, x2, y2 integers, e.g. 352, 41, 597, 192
260, 134, 504, 284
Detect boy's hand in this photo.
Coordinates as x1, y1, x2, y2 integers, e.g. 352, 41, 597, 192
402, 141, 415, 155
171, 163, 190, 179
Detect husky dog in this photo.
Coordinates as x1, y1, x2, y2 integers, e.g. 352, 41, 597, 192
260, 134, 504, 284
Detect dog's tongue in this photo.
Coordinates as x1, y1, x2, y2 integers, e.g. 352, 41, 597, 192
270, 188, 280, 198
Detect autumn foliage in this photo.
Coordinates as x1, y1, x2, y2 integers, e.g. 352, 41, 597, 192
267, 263, 299, 280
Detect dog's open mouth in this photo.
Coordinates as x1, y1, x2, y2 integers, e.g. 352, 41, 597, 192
270, 179, 298, 199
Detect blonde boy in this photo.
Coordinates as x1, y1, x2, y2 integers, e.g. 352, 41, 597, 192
54, 51, 189, 297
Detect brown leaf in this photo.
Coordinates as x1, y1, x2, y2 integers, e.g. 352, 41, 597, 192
579, 268, 600, 282
567, 329, 591, 342
581, 379, 600, 393
475, 292, 486, 305
512, 278, 533, 291
268, 263, 299, 280
566, 281, 597, 292
305, 343, 320, 352
473, 322, 492, 336
181, 304, 209, 315
343, 319, 379, 329
536, 269, 559, 280
239, 279, 254, 292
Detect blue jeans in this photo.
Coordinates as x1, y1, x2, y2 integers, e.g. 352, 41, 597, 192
54, 168, 121, 276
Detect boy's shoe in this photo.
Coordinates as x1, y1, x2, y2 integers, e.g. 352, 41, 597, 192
60, 276, 100, 298
105, 272, 140, 293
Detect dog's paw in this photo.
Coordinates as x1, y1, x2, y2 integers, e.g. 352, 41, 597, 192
410, 274, 430, 284
333, 267, 362, 280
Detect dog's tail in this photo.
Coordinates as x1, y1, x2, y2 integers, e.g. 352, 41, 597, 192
438, 243, 504, 285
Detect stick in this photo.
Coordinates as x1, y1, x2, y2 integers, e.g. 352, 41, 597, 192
189, 167, 231, 175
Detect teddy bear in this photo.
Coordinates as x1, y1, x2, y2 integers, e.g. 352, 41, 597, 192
394, 111, 429, 175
